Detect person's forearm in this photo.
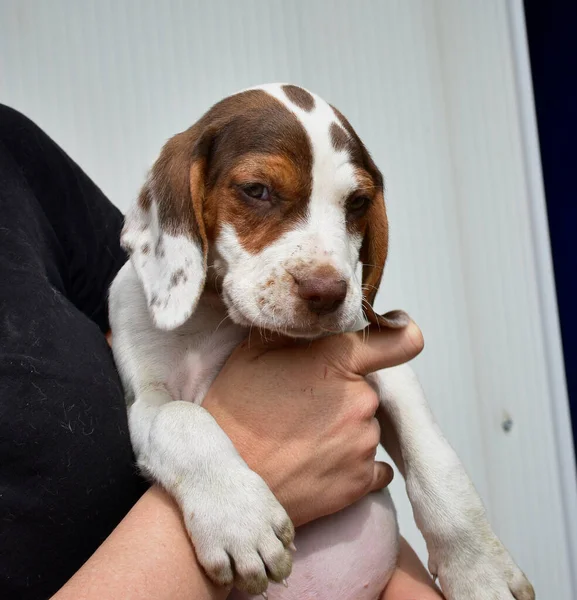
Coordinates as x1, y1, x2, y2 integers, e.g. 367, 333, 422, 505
381, 538, 444, 599
52, 486, 228, 600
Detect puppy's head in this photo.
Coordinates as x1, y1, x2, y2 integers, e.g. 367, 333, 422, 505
122, 84, 398, 336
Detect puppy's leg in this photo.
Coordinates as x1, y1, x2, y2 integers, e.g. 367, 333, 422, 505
129, 389, 294, 596
372, 364, 534, 600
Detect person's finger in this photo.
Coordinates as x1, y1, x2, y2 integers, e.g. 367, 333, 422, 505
353, 319, 424, 375
369, 461, 394, 491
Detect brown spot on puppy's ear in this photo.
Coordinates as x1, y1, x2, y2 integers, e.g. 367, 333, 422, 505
169, 268, 188, 290
154, 239, 165, 259
282, 85, 315, 112
141, 243, 150, 255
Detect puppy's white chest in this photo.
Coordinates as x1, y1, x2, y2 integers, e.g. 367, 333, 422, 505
164, 301, 246, 404
166, 330, 244, 404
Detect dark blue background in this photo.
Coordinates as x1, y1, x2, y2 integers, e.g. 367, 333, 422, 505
524, 1, 576, 452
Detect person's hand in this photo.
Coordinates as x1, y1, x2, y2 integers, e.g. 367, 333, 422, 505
203, 321, 424, 527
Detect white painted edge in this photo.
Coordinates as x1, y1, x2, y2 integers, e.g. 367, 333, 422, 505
507, 0, 577, 591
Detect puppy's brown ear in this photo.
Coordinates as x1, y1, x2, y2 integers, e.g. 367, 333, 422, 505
121, 124, 212, 330
360, 190, 409, 329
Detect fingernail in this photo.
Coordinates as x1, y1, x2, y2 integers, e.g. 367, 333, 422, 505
261, 592, 268, 599
289, 542, 297, 552
282, 579, 289, 587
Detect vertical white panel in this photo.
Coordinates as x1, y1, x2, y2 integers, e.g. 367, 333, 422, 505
507, 2, 577, 591
434, 0, 575, 596
0, 1, 573, 597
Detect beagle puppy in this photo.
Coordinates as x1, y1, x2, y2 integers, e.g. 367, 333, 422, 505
109, 84, 534, 600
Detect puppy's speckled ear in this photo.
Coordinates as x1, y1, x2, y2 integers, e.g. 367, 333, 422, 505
121, 126, 210, 331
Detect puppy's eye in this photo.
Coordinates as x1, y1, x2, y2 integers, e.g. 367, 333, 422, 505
348, 195, 370, 214
240, 183, 270, 201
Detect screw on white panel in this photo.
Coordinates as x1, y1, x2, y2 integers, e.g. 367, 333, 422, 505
502, 412, 514, 433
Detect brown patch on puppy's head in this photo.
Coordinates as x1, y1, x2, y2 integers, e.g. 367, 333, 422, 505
330, 122, 349, 152
282, 85, 315, 112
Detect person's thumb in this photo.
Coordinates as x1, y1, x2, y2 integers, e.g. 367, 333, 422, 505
353, 317, 424, 376
370, 461, 394, 492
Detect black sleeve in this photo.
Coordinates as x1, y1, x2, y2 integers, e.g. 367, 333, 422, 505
0, 105, 147, 600
0, 104, 127, 332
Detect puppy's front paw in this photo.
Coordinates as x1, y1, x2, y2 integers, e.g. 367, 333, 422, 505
431, 533, 535, 600
179, 468, 294, 595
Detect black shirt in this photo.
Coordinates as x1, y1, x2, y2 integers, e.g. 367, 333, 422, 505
0, 104, 147, 599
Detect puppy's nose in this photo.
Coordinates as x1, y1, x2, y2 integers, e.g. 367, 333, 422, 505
298, 276, 348, 315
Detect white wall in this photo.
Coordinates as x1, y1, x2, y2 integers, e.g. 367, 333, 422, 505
1, 1, 575, 597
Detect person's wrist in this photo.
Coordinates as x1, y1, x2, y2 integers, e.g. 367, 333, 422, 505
203, 392, 255, 460
203, 392, 304, 522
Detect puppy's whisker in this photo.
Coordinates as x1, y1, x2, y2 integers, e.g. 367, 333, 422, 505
361, 283, 378, 291
213, 314, 231, 335
260, 324, 269, 344
270, 304, 280, 336
248, 315, 261, 349
361, 308, 370, 343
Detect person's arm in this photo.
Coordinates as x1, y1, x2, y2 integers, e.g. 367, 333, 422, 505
52, 486, 226, 600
